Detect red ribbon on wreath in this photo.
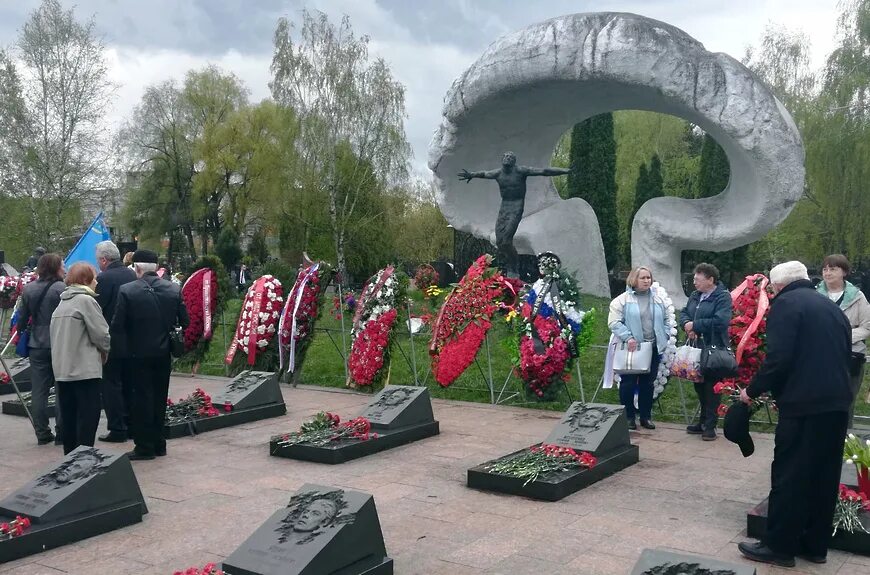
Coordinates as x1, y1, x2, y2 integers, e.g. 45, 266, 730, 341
729, 274, 770, 365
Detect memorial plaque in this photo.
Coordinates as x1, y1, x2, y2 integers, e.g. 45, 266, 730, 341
544, 402, 630, 456
358, 386, 434, 431
0, 357, 32, 394
211, 370, 284, 411
222, 483, 393, 575
631, 549, 756, 575
0, 446, 147, 523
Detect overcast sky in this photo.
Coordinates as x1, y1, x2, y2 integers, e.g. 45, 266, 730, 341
0, 0, 841, 174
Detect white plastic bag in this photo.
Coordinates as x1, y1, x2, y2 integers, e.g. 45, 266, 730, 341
670, 344, 703, 382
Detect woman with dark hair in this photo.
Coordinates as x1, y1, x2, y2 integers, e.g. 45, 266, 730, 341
817, 254, 870, 425
679, 262, 733, 441
50, 262, 110, 454
15, 252, 65, 445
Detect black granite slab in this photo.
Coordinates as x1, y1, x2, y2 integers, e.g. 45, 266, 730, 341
211, 370, 284, 411
165, 401, 287, 439
0, 446, 147, 562
543, 402, 630, 456
221, 483, 393, 575
630, 549, 756, 574
0, 358, 32, 394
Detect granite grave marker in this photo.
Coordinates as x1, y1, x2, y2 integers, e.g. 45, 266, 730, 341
631, 549, 756, 575
358, 385, 433, 430
544, 402, 630, 456
211, 370, 284, 411
222, 483, 392, 575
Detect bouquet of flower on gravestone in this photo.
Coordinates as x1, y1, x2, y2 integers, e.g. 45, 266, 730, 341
165, 388, 224, 425
713, 274, 775, 417
834, 484, 870, 536
429, 255, 520, 388
173, 563, 224, 575
346, 266, 407, 389
271, 411, 377, 449
0, 515, 31, 540
484, 443, 597, 486
279, 261, 334, 375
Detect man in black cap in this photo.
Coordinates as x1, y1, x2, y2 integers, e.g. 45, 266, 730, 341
737, 261, 852, 568
24, 247, 45, 271
111, 250, 189, 460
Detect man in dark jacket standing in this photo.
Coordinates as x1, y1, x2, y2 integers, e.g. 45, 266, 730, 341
738, 261, 853, 568
679, 263, 733, 440
16, 253, 65, 444
94, 240, 137, 442
111, 250, 189, 460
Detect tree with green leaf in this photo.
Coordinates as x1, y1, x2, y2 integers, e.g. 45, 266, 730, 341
269, 10, 410, 286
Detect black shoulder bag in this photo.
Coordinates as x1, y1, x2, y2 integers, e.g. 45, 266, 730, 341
695, 298, 738, 380
144, 281, 185, 358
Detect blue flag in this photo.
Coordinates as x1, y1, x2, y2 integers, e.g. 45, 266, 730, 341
64, 212, 111, 269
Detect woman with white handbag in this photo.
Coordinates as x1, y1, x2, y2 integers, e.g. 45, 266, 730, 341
607, 267, 674, 430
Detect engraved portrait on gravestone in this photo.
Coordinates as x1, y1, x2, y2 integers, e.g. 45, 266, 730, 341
372, 387, 416, 410
643, 563, 736, 575
275, 490, 356, 545
35, 449, 109, 490
226, 371, 261, 394
566, 405, 619, 433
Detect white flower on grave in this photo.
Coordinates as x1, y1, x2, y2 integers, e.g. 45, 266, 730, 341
847, 458, 855, 465
267, 325, 275, 334
257, 325, 266, 335
265, 302, 272, 311
259, 312, 270, 321
245, 301, 253, 310
256, 338, 268, 348
242, 337, 249, 346
272, 311, 279, 319
853, 455, 859, 460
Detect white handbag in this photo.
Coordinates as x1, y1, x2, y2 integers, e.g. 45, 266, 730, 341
613, 341, 653, 374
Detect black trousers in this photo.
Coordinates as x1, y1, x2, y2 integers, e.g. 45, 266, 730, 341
693, 376, 721, 430
28, 348, 62, 439
619, 352, 661, 421
130, 355, 172, 456
56, 379, 102, 455
101, 356, 130, 434
765, 411, 849, 557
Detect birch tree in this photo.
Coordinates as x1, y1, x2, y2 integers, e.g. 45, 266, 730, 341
269, 10, 410, 285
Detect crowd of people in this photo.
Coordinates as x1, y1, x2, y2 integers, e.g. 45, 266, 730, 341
13, 242, 189, 461
607, 256, 870, 567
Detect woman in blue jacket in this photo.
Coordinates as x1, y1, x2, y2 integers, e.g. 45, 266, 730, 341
608, 267, 675, 430
679, 263, 733, 441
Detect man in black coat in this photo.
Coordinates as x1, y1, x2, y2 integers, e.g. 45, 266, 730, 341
738, 261, 853, 568
94, 240, 137, 442
111, 250, 189, 460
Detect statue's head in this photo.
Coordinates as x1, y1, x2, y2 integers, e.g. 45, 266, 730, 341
294, 498, 340, 533
502, 152, 516, 167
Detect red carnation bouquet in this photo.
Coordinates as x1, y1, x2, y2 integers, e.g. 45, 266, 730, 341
181, 267, 218, 352
346, 266, 406, 389
713, 274, 775, 416
173, 563, 223, 575
413, 264, 439, 291
279, 262, 334, 374
225, 275, 283, 369
429, 255, 519, 387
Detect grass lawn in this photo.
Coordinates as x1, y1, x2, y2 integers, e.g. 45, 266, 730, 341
171, 291, 870, 430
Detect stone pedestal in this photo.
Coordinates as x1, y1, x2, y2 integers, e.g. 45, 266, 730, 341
270, 386, 439, 465
0, 358, 32, 395
0, 446, 147, 562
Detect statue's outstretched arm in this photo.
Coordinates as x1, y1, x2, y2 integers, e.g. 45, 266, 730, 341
523, 166, 571, 177
458, 168, 500, 182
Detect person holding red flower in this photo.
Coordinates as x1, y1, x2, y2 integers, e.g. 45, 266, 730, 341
737, 261, 853, 568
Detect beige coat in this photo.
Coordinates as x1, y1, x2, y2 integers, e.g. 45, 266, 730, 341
50, 285, 110, 382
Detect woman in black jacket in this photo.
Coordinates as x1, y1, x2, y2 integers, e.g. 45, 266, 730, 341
679, 263, 733, 440
16, 253, 66, 445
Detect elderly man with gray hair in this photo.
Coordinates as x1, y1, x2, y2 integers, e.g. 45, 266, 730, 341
737, 261, 852, 568
94, 240, 137, 443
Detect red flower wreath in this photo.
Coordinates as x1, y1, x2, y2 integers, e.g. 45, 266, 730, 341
279, 262, 333, 373
181, 267, 218, 352
429, 255, 518, 387
225, 276, 283, 366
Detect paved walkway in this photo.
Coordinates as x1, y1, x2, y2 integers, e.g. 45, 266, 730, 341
0, 375, 866, 575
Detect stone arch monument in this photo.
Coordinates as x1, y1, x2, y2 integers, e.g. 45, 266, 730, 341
428, 12, 804, 305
